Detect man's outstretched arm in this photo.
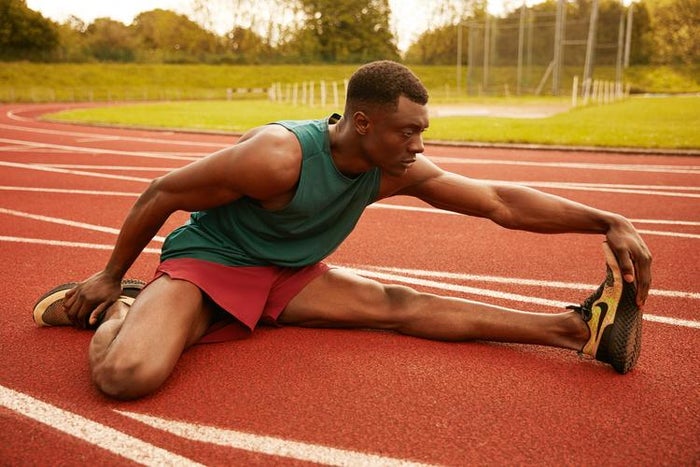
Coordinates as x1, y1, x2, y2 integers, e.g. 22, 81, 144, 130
393, 156, 652, 305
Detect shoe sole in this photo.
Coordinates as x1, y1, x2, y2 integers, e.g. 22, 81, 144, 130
586, 243, 642, 374
33, 279, 147, 327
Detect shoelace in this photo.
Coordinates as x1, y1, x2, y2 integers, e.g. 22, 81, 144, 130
566, 303, 592, 321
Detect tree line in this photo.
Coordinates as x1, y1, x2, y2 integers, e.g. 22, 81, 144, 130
0, 0, 697, 65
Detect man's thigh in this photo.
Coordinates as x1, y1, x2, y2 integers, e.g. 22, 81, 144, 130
278, 268, 399, 329
111, 275, 216, 369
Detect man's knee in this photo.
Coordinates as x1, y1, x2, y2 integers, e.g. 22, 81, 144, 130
374, 284, 425, 328
91, 350, 166, 400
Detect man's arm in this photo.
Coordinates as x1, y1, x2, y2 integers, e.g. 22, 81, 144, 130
390, 156, 652, 305
63, 126, 302, 327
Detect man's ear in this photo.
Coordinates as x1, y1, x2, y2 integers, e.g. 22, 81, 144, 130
352, 111, 370, 135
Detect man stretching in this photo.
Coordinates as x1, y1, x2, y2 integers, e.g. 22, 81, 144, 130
33, 61, 651, 400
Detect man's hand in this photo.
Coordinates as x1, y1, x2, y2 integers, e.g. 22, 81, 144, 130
62, 271, 123, 328
605, 217, 652, 306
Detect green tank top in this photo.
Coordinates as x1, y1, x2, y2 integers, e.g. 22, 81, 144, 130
161, 117, 382, 267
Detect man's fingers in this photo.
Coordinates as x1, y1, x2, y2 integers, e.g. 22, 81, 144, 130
63, 286, 77, 309
614, 247, 636, 283
88, 302, 110, 327
635, 257, 652, 307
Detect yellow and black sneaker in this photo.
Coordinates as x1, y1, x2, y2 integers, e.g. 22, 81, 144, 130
33, 279, 146, 328
567, 243, 643, 374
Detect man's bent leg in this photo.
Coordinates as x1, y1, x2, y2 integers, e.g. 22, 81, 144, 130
279, 268, 588, 350
89, 275, 215, 400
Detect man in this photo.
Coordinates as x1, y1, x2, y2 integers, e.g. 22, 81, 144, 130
33, 61, 651, 400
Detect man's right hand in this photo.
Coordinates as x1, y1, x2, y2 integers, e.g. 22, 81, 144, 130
62, 271, 123, 328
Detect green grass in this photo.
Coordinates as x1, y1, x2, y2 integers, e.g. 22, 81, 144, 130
1, 63, 698, 103
47, 95, 700, 149
50, 101, 338, 133
427, 96, 700, 149
5, 62, 699, 148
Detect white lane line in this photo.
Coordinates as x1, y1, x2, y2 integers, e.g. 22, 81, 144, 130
429, 156, 700, 175
371, 203, 700, 226
0, 137, 201, 161
34, 164, 177, 172
636, 229, 700, 239
0, 208, 167, 242
0, 122, 228, 149
365, 265, 700, 300
0, 186, 140, 197
117, 410, 433, 467
0, 235, 697, 329
368, 204, 699, 239
0, 235, 161, 253
0, 161, 152, 182
476, 179, 700, 199
0, 385, 203, 466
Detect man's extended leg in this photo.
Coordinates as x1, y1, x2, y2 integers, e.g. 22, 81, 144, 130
280, 243, 642, 373
279, 268, 588, 350
88, 275, 216, 400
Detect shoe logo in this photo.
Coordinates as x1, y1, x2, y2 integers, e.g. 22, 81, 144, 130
594, 302, 608, 340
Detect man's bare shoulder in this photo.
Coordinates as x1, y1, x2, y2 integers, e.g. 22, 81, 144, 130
224, 124, 302, 199
238, 124, 301, 159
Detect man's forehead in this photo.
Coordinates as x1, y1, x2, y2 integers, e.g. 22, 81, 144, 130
394, 96, 429, 126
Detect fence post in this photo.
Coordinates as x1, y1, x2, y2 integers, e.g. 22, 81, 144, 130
572, 76, 579, 107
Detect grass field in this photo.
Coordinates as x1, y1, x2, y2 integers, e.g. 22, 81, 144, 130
1, 63, 698, 103
2, 62, 697, 149
46, 95, 700, 149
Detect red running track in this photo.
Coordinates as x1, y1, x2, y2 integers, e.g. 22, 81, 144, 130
1, 103, 699, 465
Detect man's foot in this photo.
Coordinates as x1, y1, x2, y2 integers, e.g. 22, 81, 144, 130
33, 279, 146, 327
567, 242, 643, 374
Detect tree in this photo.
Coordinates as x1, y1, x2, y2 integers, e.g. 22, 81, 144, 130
84, 18, 136, 62
282, 0, 400, 63
132, 9, 222, 62
54, 16, 90, 62
222, 26, 272, 63
645, 0, 699, 64
0, 0, 59, 60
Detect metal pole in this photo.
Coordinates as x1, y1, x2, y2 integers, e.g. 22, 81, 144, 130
517, 0, 526, 95
624, 4, 633, 68
467, 22, 474, 95
457, 21, 463, 94
552, 0, 565, 95
616, 9, 625, 86
483, 15, 490, 93
582, 0, 598, 101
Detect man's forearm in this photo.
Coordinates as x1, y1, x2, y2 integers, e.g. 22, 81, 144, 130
492, 183, 621, 234
103, 183, 173, 280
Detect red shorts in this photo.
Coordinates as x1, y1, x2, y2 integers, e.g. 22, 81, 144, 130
153, 258, 330, 343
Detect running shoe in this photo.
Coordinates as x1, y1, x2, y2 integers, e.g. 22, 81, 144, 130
33, 279, 146, 327
567, 243, 642, 374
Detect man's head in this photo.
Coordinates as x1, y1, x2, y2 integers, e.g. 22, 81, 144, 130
339, 61, 429, 177
344, 61, 428, 117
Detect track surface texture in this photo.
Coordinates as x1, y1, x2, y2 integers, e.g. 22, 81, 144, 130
1, 103, 699, 466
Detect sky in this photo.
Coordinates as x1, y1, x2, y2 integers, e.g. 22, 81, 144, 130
25, 0, 515, 52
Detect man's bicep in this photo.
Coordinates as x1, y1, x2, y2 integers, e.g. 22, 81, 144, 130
154, 147, 249, 211
157, 126, 299, 212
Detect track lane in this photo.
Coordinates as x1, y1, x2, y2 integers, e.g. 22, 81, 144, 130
1, 103, 698, 465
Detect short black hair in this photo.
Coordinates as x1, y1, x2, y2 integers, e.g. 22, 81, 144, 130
345, 61, 428, 114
